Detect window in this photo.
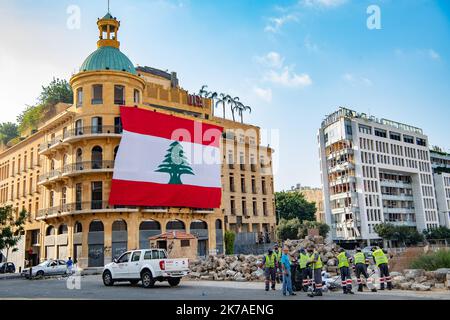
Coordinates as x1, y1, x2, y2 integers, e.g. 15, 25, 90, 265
92, 85, 103, 104
91, 181, 103, 209
117, 252, 130, 263
76, 88, 83, 107
91, 146, 103, 169
390, 132, 401, 141
49, 191, 54, 207
404, 135, 414, 144
75, 120, 83, 136
345, 124, 352, 135
152, 250, 159, 259
358, 124, 372, 135
374, 128, 387, 138
114, 85, 125, 105
417, 138, 427, 147
91, 117, 103, 134
131, 251, 141, 262
144, 251, 153, 260
61, 187, 67, 205
181, 240, 190, 247
114, 117, 123, 134
159, 251, 167, 259
133, 89, 140, 104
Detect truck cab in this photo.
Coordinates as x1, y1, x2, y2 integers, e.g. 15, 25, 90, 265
102, 249, 189, 288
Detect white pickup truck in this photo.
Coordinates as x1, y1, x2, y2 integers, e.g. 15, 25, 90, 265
102, 249, 189, 288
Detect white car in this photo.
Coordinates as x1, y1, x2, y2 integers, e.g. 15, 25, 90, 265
21, 260, 68, 278
102, 249, 189, 288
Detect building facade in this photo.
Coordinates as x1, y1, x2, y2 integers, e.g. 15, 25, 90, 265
318, 107, 439, 245
430, 149, 450, 228
290, 185, 325, 222
0, 12, 276, 269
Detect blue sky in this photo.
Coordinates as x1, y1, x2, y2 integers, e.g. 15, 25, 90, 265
1, 0, 449, 191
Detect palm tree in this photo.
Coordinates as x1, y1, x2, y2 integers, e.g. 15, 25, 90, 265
198, 85, 209, 98
229, 97, 240, 122
241, 105, 252, 123
207, 91, 218, 116
216, 93, 231, 119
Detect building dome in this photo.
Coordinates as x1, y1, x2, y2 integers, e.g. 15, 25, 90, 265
80, 46, 137, 75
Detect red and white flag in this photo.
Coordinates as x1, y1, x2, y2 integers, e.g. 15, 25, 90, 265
109, 107, 223, 209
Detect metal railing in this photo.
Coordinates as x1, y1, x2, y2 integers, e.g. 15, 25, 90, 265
62, 161, 115, 175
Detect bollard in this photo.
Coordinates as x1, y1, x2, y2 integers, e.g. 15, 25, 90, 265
29, 267, 32, 280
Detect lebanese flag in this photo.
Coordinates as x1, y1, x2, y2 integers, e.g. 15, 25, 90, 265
109, 107, 223, 209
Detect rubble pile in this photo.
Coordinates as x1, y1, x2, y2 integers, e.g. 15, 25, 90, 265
188, 236, 341, 282
390, 268, 450, 291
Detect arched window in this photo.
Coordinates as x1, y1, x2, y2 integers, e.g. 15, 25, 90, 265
74, 222, 82, 233
49, 191, 54, 207
75, 119, 83, 136
76, 148, 83, 169
89, 220, 104, 232
91, 117, 103, 134
50, 159, 55, 171
62, 154, 68, 168
215, 219, 222, 229
58, 224, 68, 234
61, 187, 67, 205
166, 220, 185, 231
112, 220, 127, 231
46, 225, 55, 236
190, 220, 208, 230
139, 220, 161, 230
92, 146, 103, 169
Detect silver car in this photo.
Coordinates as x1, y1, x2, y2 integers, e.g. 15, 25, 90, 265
21, 260, 68, 278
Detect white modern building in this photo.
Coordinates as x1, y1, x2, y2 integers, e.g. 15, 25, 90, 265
430, 149, 450, 228
318, 107, 439, 245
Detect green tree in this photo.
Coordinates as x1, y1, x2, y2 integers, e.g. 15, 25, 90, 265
423, 226, 450, 240
277, 218, 302, 241
224, 231, 236, 255
374, 223, 424, 246
215, 93, 232, 119
0, 122, 19, 145
298, 220, 331, 238
275, 191, 316, 223
0, 206, 28, 262
155, 141, 194, 184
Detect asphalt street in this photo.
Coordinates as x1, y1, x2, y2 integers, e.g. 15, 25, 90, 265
0, 275, 449, 300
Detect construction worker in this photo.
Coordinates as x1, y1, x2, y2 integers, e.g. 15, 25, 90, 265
263, 248, 277, 291
371, 246, 392, 290
336, 248, 354, 294
353, 247, 377, 292
306, 246, 323, 296
273, 244, 283, 284
298, 247, 312, 292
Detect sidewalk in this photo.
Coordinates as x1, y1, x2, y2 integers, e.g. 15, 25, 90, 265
0, 273, 21, 280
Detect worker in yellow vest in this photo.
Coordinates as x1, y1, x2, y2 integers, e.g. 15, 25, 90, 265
263, 248, 277, 291
371, 246, 392, 290
353, 247, 377, 292
306, 245, 323, 297
273, 244, 283, 284
337, 248, 354, 294
298, 247, 312, 292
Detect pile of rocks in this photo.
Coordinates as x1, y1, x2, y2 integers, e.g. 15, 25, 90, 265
390, 268, 450, 291
188, 236, 341, 282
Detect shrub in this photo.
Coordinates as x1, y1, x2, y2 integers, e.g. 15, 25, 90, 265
224, 231, 235, 255
298, 220, 330, 238
410, 249, 450, 270
277, 218, 302, 241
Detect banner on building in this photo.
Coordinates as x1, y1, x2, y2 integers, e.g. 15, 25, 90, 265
109, 107, 223, 209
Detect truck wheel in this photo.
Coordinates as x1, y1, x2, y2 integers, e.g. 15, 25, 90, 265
168, 277, 181, 287
141, 270, 155, 288
129, 280, 139, 286
103, 270, 114, 286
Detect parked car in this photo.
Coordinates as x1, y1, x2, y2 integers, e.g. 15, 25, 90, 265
21, 260, 68, 278
102, 249, 189, 288
0, 262, 16, 274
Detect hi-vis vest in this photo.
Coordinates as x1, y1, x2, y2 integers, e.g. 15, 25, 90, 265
275, 249, 282, 262
299, 253, 310, 269
337, 252, 350, 268
354, 252, 366, 265
310, 252, 323, 269
265, 254, 276, 268
372, 249, 388, 266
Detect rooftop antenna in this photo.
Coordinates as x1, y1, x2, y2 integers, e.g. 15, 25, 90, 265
108, 0, 110, 13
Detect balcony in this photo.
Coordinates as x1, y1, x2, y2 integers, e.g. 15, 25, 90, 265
328, 162, 355, 173
327, 148, 354, 160
36, 201, 139, 220
39, 126, 122, 154
38, 170, 62, 186
380, 180, 412, 188
381, 194, 414, 201
330, 176, 356, 187
62, 161, 115, 177
383, 207, 415, 214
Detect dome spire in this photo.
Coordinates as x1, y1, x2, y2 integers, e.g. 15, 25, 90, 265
97, 4, 120, 49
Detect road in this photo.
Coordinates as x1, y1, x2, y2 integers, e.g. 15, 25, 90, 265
0, 275, 449, 300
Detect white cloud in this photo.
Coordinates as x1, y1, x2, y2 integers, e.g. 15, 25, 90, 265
302, 0, 348, 7
342, 73, 372, 86
253, 87, 273, 102
255, 52, 284, 68
264, 14, 298, 33
428, 49, 440, 60
304, 35, 320, 53
266, 68, 312, 88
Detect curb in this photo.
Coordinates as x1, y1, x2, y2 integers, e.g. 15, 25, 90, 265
0, 274, 22, 280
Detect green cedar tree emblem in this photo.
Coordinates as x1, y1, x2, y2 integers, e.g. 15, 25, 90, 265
155, 141, 195, 184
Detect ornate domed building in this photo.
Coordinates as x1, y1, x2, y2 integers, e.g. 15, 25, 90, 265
0, 11, 276, 270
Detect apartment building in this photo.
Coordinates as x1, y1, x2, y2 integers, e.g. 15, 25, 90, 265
0, 11, 276, 269
430, 149, 450, 228
318, 107, 439, 245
